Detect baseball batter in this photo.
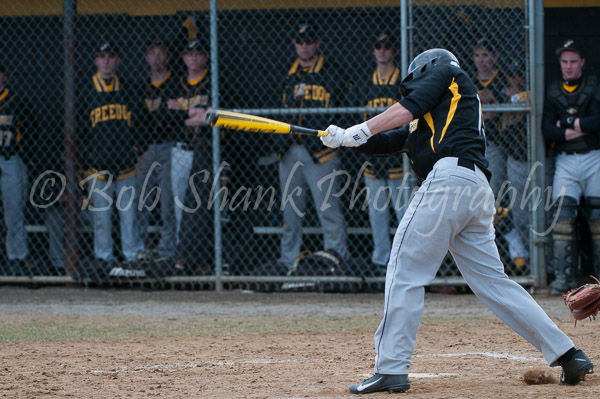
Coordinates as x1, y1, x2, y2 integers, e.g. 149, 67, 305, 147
321, 49, 593, 393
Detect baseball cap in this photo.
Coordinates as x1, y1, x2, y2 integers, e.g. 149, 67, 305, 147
94, 41, 119, 57
373, 33, 396, 49
555, 39, 585, 57
183, 38, 207, 54
295, 23, 318, 43
473, 38, 497, 54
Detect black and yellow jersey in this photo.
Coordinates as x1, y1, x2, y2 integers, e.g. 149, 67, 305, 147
472, 67, 505, 143
81, 72, 141, 173
361, 66, 404, 179
0, 87, 28, 158
280, 55, 353, 163
141, 71, 179, 145
169, 71, 211, 154
358, 63, 490, 182
542, 74, 600, 154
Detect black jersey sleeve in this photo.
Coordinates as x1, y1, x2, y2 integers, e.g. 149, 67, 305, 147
579, 89, 600, 134
355, 126, 409, 157
541, 90, 566, 143
399, 67, 452, 119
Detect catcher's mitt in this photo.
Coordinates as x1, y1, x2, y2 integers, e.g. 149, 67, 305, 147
563, 276, 600, 326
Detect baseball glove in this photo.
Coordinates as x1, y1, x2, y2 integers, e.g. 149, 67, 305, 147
563, 275, 600, 326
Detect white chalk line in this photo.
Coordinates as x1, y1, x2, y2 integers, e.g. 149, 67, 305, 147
87, 351, 544, 376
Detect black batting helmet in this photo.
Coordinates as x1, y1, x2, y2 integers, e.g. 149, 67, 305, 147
400, 49, 459, 96
407, 48, 459, 77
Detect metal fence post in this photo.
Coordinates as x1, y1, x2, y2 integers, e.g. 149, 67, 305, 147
63, 0, 78, 279
210, 0, 223, 291
531, 0, 547, 286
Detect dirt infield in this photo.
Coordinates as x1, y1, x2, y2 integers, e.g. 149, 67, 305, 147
1, 287, 599, 398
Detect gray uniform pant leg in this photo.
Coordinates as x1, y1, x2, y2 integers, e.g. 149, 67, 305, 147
115, 175, 144, 261
278, 144, 348, 266
373, 158, 573, 375
552, 150, 600, 201
88, 174, 143, 262
364, 176, 407, 266
506, 156, 530, 258
45, 203, 65, 269
137, 143, 176, 257
0, 155, 29, 260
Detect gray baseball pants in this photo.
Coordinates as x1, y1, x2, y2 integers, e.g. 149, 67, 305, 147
0, 155, 29, 260
278, 144, 348, 267
373, 157, 574, 375
137, 142, 177, 257
364, 176, 407, 266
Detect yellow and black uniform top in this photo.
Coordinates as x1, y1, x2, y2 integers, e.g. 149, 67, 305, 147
141, 71, 180, 146
357, 63, 490, 182
169, 71, 211, 158
361, 66, 404, 180
0, 86, 28, 159
542, 74, 600, 154
281, 54, 353, 163
81, 72, 141, 174
472, 67, 505, 145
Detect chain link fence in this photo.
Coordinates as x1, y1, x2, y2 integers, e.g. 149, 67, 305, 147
0, 0, 539, 290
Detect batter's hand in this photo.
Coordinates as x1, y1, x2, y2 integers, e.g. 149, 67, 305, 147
342, 122, 373, 147
321, 125, 345, 148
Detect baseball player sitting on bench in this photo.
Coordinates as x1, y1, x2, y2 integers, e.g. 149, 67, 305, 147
321, 48, 594, 394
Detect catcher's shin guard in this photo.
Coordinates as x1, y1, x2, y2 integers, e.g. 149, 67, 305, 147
550, 196, 578, 294
586, 197, 600, 277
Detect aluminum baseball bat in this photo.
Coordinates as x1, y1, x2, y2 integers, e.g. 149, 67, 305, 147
205, 110, 328, 137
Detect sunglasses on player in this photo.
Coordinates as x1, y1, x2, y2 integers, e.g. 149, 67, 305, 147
374, 42, 393, 50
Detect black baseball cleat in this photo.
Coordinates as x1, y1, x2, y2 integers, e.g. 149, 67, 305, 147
349, 373, 410, 394
560, 349, 594, 385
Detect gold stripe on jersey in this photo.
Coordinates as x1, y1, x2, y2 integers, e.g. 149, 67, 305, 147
315, 147, 339, 163
93, 73, 120, 92
0, 89, 15, 112
152, 71, 172, 88
0, 88, 9, 102
477, 67, 498, 88
288, 55, 325, 75
372, 67, 401, 86
187, 69, 207, 86
562, 82, 578, 93
423, 112, 435, 152
439, 78, 461, 146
